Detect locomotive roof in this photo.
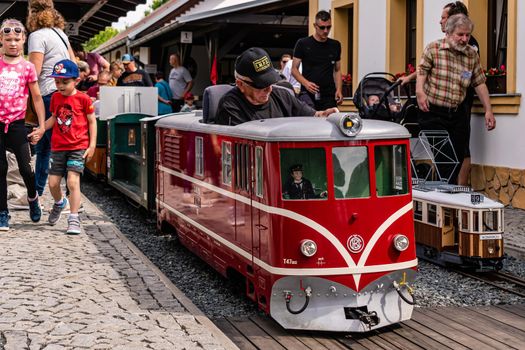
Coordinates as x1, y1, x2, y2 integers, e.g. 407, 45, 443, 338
412, 188, 504, 210
155, 112, 410, 142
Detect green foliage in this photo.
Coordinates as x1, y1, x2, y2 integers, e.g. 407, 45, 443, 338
144, 0, 169, 16
83, 27, 120, 52
152, 0, 169, 10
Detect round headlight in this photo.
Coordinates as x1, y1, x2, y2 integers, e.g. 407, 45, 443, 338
393, 234, 409, 252
339, 113, 363, 137
300, 239, 317, 257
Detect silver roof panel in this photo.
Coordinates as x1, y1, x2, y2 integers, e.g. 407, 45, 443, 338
155, 113, 410, 142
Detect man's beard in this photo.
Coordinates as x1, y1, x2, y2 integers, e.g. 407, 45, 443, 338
450, 40, 468, 52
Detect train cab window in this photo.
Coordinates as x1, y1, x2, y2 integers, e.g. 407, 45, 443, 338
255, 146, 263, 198
413, 200, 423, 221
332, 147, 370, 198
221, 141, 232, 186
195, 136, 204, 177
427, 204, 437, 225
280, 148, 327, 200
375, 145, 408, 196
482, 211, 498, 232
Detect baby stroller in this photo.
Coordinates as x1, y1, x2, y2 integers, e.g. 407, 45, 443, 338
353, 72, 418, 127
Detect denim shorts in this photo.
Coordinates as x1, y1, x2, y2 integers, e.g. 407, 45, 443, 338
49, 150, 86, 175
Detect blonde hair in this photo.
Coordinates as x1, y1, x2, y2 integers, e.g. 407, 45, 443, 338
77, 60, 90, 73
0, 18, 26, 35
26, 0, 66, 32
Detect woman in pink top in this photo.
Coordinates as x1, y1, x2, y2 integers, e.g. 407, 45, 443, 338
0, 19, 46, 230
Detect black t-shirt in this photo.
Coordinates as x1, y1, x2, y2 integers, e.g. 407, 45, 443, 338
117, 69, 153, 87
293, 36, 341, 96
215, 87, 316, 126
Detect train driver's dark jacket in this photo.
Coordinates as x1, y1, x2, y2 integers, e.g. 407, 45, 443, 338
215, 86, 316, 126
283, 178, 316, 199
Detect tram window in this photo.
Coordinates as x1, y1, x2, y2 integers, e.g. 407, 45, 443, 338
473, 211, 479, 232
280, 148, 327, 200
255, 147, 263, 198
375, 145, 408, 196
414, 200, 423, 221
332, 147, 370, 198
461, 210, 469, 231
482, 211, 498, 232
427, 204, 437, 225
195, 137, 203, 177
221, 142, 232, 186
444, 208, 452, 227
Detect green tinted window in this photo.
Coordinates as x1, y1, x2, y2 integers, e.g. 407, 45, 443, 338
280, 148, 327, 200
375, 145, 408, 196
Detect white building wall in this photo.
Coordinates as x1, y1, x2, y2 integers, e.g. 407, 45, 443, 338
357, 0, 387, 81
422, 0, 449, 44
318, 0, 331, 13
471, 0, 524, 169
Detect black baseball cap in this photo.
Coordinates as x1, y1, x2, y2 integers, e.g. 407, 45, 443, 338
235, 47, 280, 89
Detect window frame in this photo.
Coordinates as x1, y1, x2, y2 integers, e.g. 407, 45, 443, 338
195, 136, 204, 177
221, 141, 232, 186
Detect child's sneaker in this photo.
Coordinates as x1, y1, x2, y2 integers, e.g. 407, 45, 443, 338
48, 197, 68, 225
28, 196, 42, 222
0, 210, 10, 231
66, 215, 81, 235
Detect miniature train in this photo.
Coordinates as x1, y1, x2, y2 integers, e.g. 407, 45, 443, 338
409, 132, 505, 271
154, 107, 417, 332
412, 182, 505, 271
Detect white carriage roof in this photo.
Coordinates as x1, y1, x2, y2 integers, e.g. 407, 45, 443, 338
155, 113, 410, 142
412, 189, 504, 210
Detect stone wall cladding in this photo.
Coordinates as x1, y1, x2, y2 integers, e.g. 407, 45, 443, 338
471, 164, 525, 209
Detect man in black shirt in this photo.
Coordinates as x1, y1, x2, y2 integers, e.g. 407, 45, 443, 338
216, 47, 338, 126
117, 54, 153, 87
292, 10, 343, 110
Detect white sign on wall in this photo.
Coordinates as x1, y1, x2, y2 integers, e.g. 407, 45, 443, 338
181, 31, 193, 44
65, 22, 79, 36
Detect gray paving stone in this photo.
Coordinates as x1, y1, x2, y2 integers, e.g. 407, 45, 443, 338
0, 194, 233, 350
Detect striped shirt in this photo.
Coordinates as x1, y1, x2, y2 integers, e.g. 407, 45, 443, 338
418, 38, 485, 108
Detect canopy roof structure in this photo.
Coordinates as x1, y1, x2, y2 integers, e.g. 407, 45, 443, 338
0, 0, 147, 42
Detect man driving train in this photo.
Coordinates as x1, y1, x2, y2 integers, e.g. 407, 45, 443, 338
215, 47, 338, 126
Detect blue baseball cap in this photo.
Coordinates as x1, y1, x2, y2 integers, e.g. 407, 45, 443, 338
121, 54, 134, 63
49, 59, 79, 78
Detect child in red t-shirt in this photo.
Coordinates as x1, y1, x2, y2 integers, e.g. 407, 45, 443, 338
44, 59, 97, 235
0, 19, 45, 230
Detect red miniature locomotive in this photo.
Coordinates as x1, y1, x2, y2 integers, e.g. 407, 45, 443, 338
156, 108, 417, 332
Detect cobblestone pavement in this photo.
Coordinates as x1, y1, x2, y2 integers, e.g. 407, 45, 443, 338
504, 207, 525, 259
0, 195, 237, 350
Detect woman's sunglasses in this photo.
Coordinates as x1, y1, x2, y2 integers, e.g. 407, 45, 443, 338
2, 27, 24, 35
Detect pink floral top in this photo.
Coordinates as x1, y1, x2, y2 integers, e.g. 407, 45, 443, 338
0, 57, 38, 132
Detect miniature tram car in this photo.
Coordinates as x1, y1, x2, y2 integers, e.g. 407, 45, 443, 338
155, 98, 417, 332
412, 183, 505, 271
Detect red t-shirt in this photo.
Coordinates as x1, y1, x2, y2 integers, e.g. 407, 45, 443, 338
50, 91, 94, 151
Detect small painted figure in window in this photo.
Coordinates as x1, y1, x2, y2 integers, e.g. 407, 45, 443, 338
283, 164, 327, 199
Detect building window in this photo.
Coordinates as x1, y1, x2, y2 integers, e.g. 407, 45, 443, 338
405, 0, 417, 69
195, 136, 203, 177
487, 0, 507, 72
